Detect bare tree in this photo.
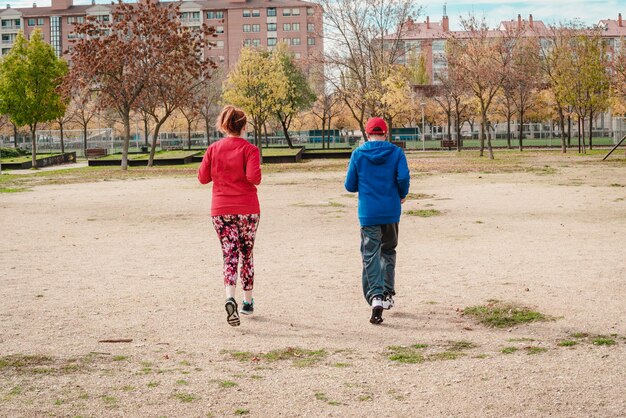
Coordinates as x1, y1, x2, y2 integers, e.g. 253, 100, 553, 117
319, 0, 420, 139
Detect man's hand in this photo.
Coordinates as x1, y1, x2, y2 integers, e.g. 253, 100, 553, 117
400, 198, 406, 204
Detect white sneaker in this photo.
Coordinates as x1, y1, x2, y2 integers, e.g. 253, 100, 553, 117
382, 295, 395, 310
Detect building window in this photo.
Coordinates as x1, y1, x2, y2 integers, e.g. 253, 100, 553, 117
50, 16, 61, 57
283, 38, 292, 45
295, 52, 301, 59
267, 8, 276, 17
292, 8, 300, 16
68, 16, 85, 24
215, 40, 224, 49
283, 23, 291, 31
243, 9, 251, 17
267, 23, 276, 31
244, 39, 251, 46
307, 7, 314, 16
252, 24, 260, 32
292, 37, 301, 46
216, 26, 224, 34
96, 15, 109, 23
28, 18, 35, 26
268, 38, 277, 46
208, 11, 224, 19
292, 23, 300, 31
243, 24, 251, 32
307, 37, 315, 46
283, 9, 291, 16
252, 9, 260, 17
308, 23, 314, 32
253, 39, 261, 47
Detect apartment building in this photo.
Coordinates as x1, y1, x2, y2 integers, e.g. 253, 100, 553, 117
0, 0, 323, 69
391, 12, 626, 84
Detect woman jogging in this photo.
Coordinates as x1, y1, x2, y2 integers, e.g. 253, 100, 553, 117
198, 105, 261, 327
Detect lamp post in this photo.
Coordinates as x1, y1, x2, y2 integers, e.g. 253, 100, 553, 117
420, 102, 425, 151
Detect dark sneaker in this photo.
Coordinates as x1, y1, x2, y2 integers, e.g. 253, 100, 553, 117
225, 297, 240, 327
240, 299, 254, 315
382, 294, 395, 310
370, 306, 384, 324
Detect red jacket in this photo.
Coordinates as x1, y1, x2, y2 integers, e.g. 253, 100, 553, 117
198, 137, 262, 216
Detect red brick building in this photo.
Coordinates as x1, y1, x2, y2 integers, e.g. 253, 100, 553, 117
392, 13, 626, 84
0, 0, 323, 69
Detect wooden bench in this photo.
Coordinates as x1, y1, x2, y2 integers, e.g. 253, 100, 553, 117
86, 148, 108, 159
162, 145, 184, 151
441, 140, 458, 149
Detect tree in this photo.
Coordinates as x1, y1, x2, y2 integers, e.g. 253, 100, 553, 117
510, 36, 541, 151
68, 0, 213, 170
180, 105, 202, 150
540, 24, 579, 153
54, 100, 73, 154
374, 65, 412, 138
195, 70, 223, 146
320, 0, 420, 140
448, 16, 516, 159
70, 88, 97, 156
407, 51, 429, 85
310, 87, 344, 149
223, 47, 287, 159
0, 30, 67, 168
273, 43, 316, 148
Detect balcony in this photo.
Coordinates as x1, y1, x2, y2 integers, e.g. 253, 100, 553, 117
1, 25, 21, 32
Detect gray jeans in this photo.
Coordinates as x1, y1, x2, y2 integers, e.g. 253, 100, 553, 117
360, 223, 398, 305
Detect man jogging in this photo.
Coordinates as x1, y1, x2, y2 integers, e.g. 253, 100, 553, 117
344, 117, 410, 324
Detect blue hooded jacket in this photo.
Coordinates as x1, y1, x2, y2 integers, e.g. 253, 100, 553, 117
344, 141, 410, 226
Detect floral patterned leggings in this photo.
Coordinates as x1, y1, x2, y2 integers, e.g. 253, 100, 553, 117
211, 214, 260, 290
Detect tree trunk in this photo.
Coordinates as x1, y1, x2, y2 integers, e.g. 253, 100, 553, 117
559, 109, 566, 153
83, 125, 88, 157
577, 117, 581, 154
148, 120, 165, 167
31, 124, 38, 168
387, 117, 393, 142
581, 116, 586, 154
204, 116, 211, 146
447, 112, 452, 142
479, 121, 485, 157
279, 118, 294, 148
13, 124, 18, 148
483, 113, 493, 160
187, 120, 192, 151
327, 116, 332, 149
60, 123, 65, 154
507, 115, 511, 149
588, 109, 593, 150
567, 114, 571, 148
263, 123, 269, 148
144, 119, 149, 147
321, 117, 326, 149
519, 109, 524, 152
121, 114, 130, 171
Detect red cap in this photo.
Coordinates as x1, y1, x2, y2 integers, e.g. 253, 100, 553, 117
365, 117, 388, 135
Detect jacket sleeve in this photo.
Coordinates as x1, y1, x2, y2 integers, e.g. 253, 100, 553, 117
344, 153, 358, 193
396, 150, 410, 199
197, 148, 211, 184
245, 146, 262, 185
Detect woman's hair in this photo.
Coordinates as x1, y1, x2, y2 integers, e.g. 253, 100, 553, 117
216, 105, 247, 135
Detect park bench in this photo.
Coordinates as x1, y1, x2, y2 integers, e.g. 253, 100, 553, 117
86, 148, 108, 159
441, 140, 458, 149
391, 140, 406, 149
161, 145, 184, 151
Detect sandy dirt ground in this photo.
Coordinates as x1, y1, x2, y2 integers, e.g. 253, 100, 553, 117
1, 155, 626, 417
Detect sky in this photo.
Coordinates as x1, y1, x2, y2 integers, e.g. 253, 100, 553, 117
1, 0, 624, 29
